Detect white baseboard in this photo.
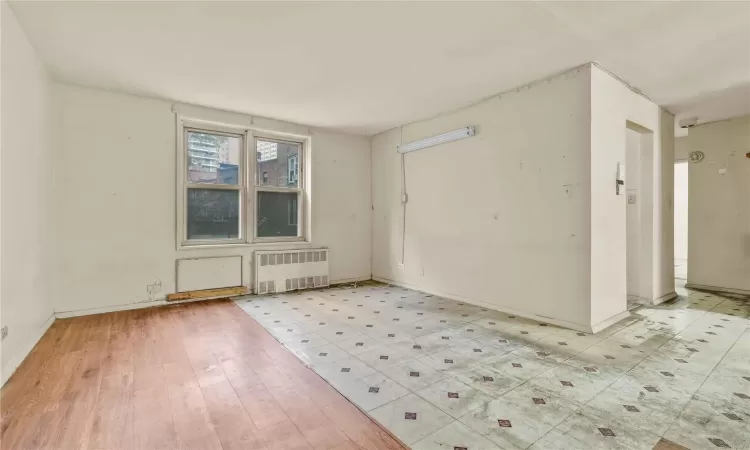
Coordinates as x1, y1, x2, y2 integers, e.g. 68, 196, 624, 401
55, 276, 371, 319
590, 310, 632, 334
55, 299, 167, 318
2, 313, 56, 387
654, 291, 678, 305
372, 276, 621, 334
685, 283, 750, 297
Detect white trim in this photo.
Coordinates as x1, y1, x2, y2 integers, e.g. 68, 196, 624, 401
372, 276, 606, 333
590, 310, 632, 334
685, 283, 750, 297
2, 313, 56, 387
53, 277, 368, 319
649, 291, 678, 306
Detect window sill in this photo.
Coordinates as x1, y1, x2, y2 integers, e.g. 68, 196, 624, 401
177, 239, 311, 251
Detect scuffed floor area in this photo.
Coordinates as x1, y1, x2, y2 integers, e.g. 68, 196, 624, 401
237, 281, 750, 450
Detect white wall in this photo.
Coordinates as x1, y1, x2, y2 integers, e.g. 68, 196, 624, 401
1, 3, 55, 384
589, 65, 675, 323
52, 83, 372, 315
685, 116, 750, 294
372, 67, 594, 330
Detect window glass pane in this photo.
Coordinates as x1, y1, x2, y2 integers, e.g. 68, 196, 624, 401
187, 131, 241, 184
257, 191, 299, 237
187, 189, 240, 240
256, 139, 300, 188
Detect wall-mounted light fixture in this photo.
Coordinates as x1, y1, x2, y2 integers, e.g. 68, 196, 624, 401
397, 127, 476, 154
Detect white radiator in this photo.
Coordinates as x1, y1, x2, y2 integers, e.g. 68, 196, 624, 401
254, 249, 329, 295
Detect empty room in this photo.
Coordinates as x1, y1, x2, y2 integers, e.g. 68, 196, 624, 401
2, 2, 749, 449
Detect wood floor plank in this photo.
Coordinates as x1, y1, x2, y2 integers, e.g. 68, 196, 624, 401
133, 386, 179, 450
258, 420, 314, 450
323, 400, 406, 450
201, 380, 267, 450
238, 388, 289, 430
167, 380, 223, 450
1, 300, 406, 450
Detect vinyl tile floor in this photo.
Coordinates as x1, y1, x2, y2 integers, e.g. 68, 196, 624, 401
237, 280, 750, 450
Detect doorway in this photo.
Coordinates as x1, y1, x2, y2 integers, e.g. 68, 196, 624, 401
674, 161, 688, 283
626, 128, 642, 306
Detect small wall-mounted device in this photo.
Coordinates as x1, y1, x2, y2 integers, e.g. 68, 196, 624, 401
616, 162, 625, 195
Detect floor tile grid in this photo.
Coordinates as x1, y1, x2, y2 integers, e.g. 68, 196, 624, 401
244, 284, 668, 446
237, 283, 748, 450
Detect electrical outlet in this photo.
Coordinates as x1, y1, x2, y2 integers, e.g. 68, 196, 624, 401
397, 263, 405, 269
1, 326, 8, 340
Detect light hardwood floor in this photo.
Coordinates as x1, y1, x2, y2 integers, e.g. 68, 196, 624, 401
0, 300, 407, 450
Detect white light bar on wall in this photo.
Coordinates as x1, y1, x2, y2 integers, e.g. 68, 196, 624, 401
396, 127, 476, 154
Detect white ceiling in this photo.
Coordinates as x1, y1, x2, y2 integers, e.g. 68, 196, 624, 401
10, 1, 750, 135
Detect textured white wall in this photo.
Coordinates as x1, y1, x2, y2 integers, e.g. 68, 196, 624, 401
685, 116, 750, 293
372, 67, 594, 330
1, 3, 56, 384
52, 83, 372, 314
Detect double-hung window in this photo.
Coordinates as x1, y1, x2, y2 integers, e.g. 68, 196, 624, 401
179, 121, 306, 247
254, 137, 303, 240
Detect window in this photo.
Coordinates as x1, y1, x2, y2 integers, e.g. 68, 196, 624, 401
255, 138, 302, 238
185, 129, 243, 242
179, 122, 306, 247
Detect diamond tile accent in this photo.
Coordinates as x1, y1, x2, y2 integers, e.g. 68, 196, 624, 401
603, 355, 616, 360
356, 342, 364, 346
379, 355, 389, 360
532, 398, 546, 405
520, 331, 529, 335
661, 371, 675, 377
687, 348, 699, 352
410, 372, 420, 377
584, 366, 598, 373
341, 368, 351, 373
512, 363, 523, 368
577, 332, 586, 336
537, 351, 550, 357
301, 340, 310, 343
319, 352, 328, 356
413, 345, 422, 349
644, 386, 659, 393
723, 412, 742, 421
404, 412, 417, 420
558, 342, 568, 346
336, 332, 344, 335
388, 334, 395, 337
708, 438, 730, 448
447, 392, 459, 399
483, 376, 494, 382
444, 359, 454, 364
498, 339, 508, 343
620, 344, 631, 349
598, 428, 616, 437
698, 339, 708, 343
623, 405, 640, 412
560, 381, 574, 387
675, 359, 688, 364
734, 392, 750, 399
369, 387, 380, 393
473, 349, 483, 353
497, 419, 512, 428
